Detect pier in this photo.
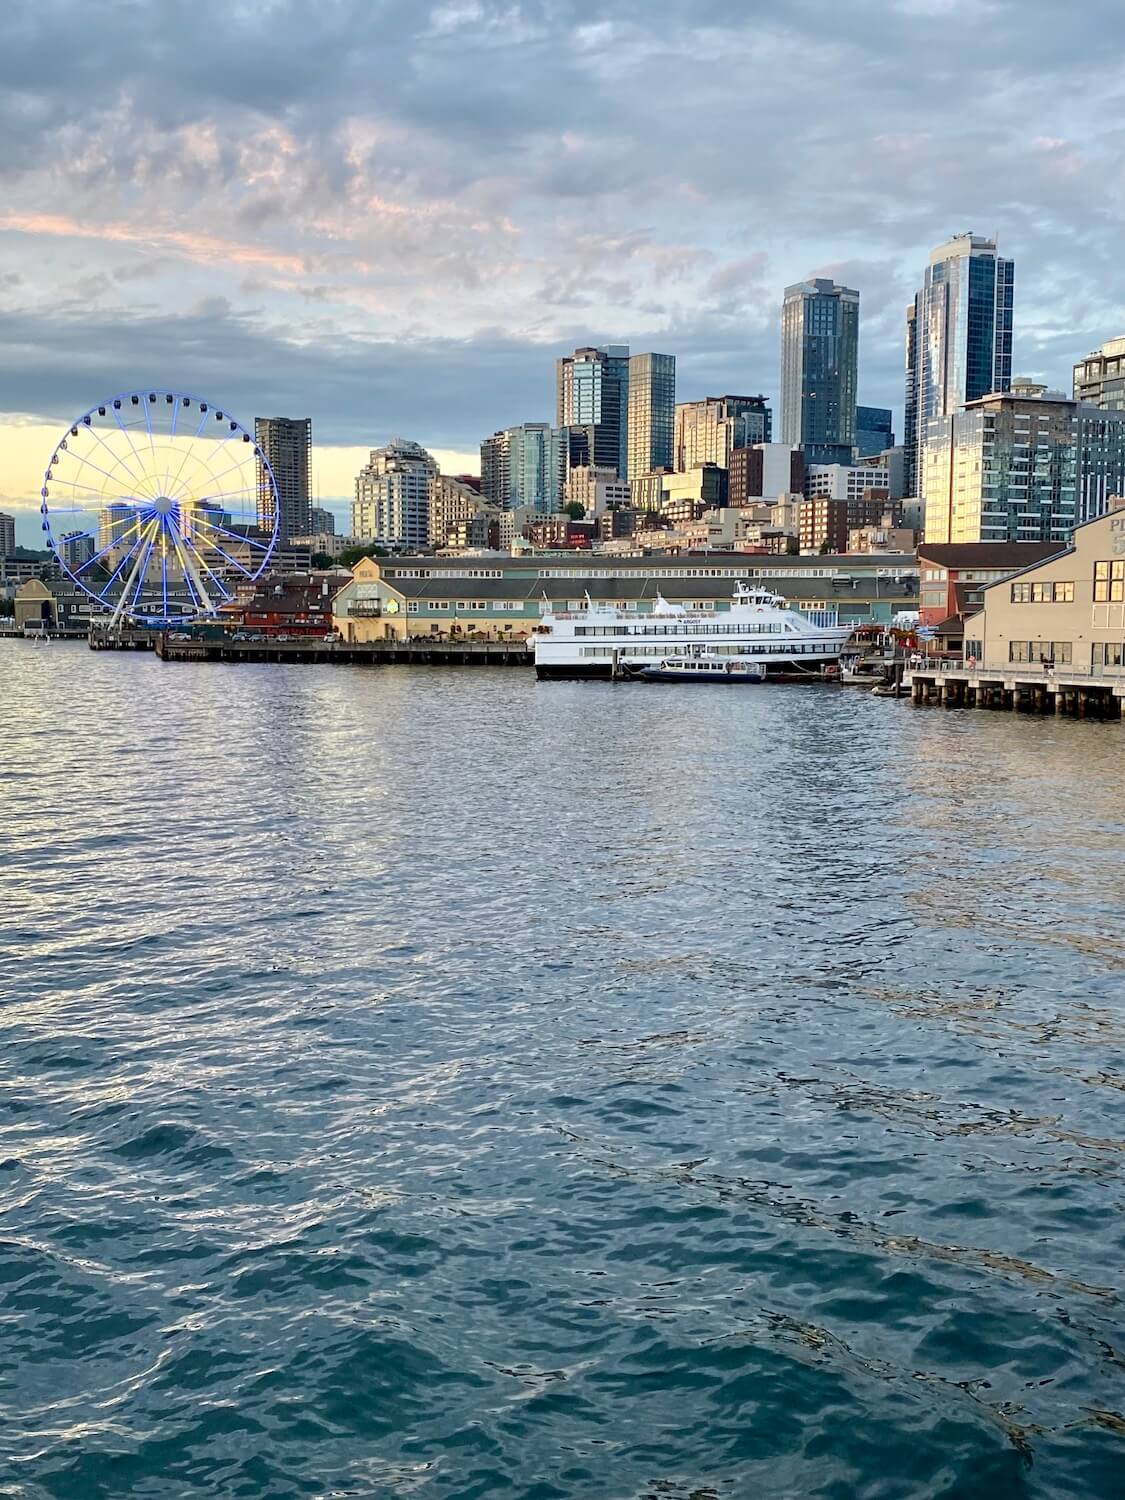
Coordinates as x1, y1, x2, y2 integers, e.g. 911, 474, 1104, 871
142, 633, 532, 667
903, 665, 1125, 719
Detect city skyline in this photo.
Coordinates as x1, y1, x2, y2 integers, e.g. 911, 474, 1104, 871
1, 0, 1123, 541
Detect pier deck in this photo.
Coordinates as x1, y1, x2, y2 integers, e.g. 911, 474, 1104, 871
903, 665, 1125, 718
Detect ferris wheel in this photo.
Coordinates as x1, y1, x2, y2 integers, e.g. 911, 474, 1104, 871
39, 390, 279, 626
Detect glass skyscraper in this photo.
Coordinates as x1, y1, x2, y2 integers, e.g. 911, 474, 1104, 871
780, 278, 859, 465
556, 346, 630, 479
905, 233, 1014, 497
627, 353, 676, 479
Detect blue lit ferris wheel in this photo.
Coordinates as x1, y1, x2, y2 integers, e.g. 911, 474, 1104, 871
40, 390, 280, 626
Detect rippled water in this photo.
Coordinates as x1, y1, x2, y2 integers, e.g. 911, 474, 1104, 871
2, 643, 1125, 1498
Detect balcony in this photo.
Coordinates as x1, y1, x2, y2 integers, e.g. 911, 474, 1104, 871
349, 603, 383, 618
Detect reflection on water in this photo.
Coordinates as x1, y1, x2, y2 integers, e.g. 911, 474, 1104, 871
1, 645, 1124, 1498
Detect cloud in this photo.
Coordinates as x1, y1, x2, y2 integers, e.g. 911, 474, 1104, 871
0, 0, 1122, 470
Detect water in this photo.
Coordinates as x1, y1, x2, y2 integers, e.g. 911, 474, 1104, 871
2, 644, 1125, 1499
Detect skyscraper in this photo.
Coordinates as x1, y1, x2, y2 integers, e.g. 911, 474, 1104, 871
905, 233, 1014, 496
780, 278, 859, 465
255, 417, 312, 543
1074, 336, 1125, 412
627, 353, 675, 479
480, 429, 512, 506
674, 396, 771, 471
556, 345, 630, 478
352, 438, 438, 547
0, 510, 14, 556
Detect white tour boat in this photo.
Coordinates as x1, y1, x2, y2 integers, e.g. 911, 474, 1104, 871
532, 584, 854, 681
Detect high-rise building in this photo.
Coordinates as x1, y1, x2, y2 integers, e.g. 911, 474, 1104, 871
480, 430, 512, 507
905, 233, 1014, 497
508, 424, 564, 513
627, 353, 675, 480
255, 417, 312, 543
482, 425, 563, 512
352, 438, 439, 547
918, 381, 1123, 545
674, 396, 771, 471
556, 345, 630, 478
1074, 336, 1125, 412
0, 510, 14, 555
780, 278, 859, 465
855, 406, 894, 457
309, 505, 336, 535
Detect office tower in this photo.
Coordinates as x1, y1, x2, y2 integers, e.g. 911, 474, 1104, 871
905, 232, 1014, 496
627, 353, 675, 479
429, 475, 496, 549
255, 417, 312, 543
309, 505, 336, 535
1074, 336, 1125, 412
855, 405, 894, 457
0, 510, 14, 555
780, 278, 859, 464
352, 438, 439, 547
556, 345, 630, 478
674, 396, 771, 471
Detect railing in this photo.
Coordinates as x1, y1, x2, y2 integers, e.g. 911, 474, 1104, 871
910, 658, 1125, 682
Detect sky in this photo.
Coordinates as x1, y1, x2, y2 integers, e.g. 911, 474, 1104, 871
3, 0, 1125, 541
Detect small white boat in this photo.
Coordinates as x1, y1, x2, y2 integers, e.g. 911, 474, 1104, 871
630, 651, 766, 684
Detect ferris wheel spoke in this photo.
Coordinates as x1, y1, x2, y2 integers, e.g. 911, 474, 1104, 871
72, 515, 146, 576
95, 527, 148, 601
161, 405, 213, 502
82, 419, 147, 490
187, 530, 255, 578
59, 447, 154, 499
113, 404, 157, 491
192, 514, 273, 551
167, 420, 241, 504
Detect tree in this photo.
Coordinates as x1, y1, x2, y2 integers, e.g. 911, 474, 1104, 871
338, 543, 390, 568
311, 552, 335, 569
564, 500, 586, 520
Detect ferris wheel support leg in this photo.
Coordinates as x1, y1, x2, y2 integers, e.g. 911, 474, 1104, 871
175, 536, 216, 616
109, 524, 155, 628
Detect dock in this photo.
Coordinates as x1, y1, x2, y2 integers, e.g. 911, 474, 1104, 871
903, 665, 1125, 719
145, 634, 531, 667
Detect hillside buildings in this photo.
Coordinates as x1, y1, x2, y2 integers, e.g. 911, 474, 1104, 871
255, 417, 312, 542
780, 278, 859, 465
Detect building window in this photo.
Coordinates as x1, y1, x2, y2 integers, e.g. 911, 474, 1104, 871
1009, 641, 1072, 664
407, 600, 419, 613
430, 601, 450, 612
1092, 643, 1125, 668
1012, 581, 1074, 603
1094, 561, 1125, 603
